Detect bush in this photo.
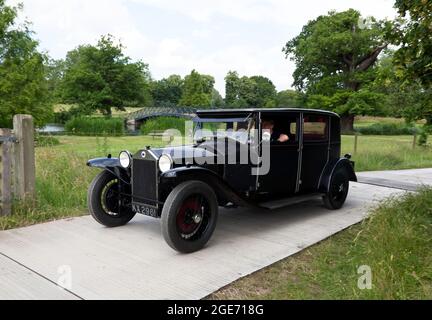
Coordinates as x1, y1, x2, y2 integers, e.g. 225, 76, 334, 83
35, 135, 60, 147
140, 117, 186, 136
65, 117, 125, 136
356, 122, 420, 135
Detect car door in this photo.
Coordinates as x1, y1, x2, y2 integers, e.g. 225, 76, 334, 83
299, 114, 330, 193
257, 114, 300, 195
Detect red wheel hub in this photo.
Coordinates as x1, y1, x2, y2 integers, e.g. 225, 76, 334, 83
176, 196, 202, 235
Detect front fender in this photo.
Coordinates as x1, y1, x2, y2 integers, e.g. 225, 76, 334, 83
87, 157, 130, 184
319, 158, 357, 193
161, 167, 254, 207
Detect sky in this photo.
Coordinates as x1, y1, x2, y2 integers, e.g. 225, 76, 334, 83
9, 0, 398, 95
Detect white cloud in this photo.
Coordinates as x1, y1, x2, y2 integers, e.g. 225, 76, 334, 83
9, 0, 397, 95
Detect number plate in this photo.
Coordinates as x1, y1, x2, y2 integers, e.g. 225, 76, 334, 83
132, 203, 158, 217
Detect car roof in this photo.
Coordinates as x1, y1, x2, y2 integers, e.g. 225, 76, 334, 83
196, 108, 339, 118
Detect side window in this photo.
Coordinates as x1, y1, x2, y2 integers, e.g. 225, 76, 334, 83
303, 115, 328, 141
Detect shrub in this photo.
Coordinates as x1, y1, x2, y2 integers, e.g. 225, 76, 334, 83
418, 125, 431, 146
35, 135, 60, 147
65, 117, 125, 136
140, 117, 186, 136
356, 122, 420, 135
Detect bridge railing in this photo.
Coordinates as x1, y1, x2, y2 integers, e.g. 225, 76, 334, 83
126, 106, 198, 120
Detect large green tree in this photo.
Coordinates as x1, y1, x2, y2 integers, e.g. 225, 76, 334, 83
224, 71, 277, 107
370, 53, 426, 120
179, 70, 214, 107
59, 35, 152, 116
150, 74, 184, 106
392, 0, 432, 125
0, 1, 51, 128
283, 9, 390, 131
276, 89, 304, 108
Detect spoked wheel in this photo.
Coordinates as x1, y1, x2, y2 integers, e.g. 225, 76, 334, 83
323, 170, 349, 210
88, 170, 135, 227
161, 181, 218, 253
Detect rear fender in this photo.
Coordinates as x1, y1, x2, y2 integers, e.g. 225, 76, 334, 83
87, 157, 130, 185
319, 158, 357, 193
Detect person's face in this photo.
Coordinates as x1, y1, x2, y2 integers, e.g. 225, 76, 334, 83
262, 121, 274, 132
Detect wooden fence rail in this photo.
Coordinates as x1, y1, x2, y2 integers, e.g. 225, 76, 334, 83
0, 115, 35, 216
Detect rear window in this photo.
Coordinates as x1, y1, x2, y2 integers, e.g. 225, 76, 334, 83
303, 115, 328, 141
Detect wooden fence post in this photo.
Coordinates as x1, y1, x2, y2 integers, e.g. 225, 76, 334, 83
0, 129, 13, 216
13, 115, 35, 201
413, 133, 417, 150
354, 132, 359, 155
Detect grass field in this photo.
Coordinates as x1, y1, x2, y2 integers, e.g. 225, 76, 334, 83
208, 188, 432, 300
0, 134, 431, 230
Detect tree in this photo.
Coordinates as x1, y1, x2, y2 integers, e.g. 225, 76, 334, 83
45, 58, 65, 103
276, 90, 304, 107
370, 53, 426, 120
0, 1, 51, 128
224, 71, 277, 107
283, 9, 390, 131
179, 70, 214, 107
392, 0, 432, 125
249, 76, 277, 107
211, 89, 225, 108
150, 74, 184, 106
225, 71, 240, 106
59, 35, 152, 116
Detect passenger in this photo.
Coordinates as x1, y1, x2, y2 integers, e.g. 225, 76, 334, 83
262, 120, 289, 143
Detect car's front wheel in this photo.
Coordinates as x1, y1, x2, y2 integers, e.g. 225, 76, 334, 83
88, 170, 135, 227
161, 181, 219, 253
323, 170, 349, 210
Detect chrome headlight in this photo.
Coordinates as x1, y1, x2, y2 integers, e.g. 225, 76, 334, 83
119, 151, 132, 169
158, 154, 173, 173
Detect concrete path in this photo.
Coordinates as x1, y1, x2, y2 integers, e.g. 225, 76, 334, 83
357, 168, 432, 191
0, 168, 430, 300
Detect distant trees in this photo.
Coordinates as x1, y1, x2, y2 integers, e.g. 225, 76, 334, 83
58, 35, 152, 116
276, 90, 303, 108
179, 70, 214, 107
224, 71, 277, 107
391, 0, 432, 126
150, 75, 184, 106
0, 0, 51, 128
283, 9, 390, 131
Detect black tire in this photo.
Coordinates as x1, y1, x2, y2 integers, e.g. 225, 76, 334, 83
323, 170, 349, 210
88, 170, 135, 227
161, 181, 218, 253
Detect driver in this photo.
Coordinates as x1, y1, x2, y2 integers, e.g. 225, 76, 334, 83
262, 120, 289, 143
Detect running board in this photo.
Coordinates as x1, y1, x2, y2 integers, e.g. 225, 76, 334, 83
258, 194, 322, 210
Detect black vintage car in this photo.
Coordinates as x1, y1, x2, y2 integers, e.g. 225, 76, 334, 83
87, 108, 357, 253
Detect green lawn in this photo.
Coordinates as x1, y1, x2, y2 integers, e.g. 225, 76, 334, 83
208, 188, 432, 300
1, 134, 431, 230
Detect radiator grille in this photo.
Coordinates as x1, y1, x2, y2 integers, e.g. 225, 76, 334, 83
132, 158, 158, 203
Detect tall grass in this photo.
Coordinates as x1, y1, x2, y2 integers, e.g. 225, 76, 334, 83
356, 123, 420, 135
210, 188, 432, 300
1, 150, 95, 230
140, 117, 186, 135
65, 117, 125, 136
342, 135, 432, 171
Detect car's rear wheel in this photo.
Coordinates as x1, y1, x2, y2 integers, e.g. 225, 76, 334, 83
323, 170, 349, 210
161, 181, 218, 253
88, 170, 135, 227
